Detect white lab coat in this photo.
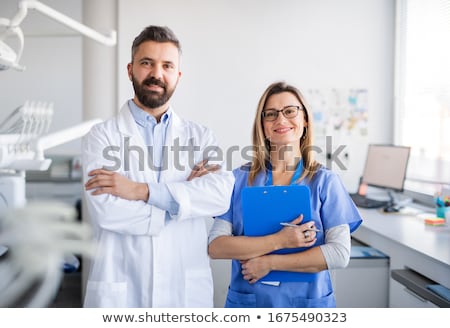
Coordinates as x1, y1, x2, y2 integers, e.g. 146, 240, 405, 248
82, 103, 234, 307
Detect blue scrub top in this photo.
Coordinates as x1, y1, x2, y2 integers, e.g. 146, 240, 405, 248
217, 162, 363, 308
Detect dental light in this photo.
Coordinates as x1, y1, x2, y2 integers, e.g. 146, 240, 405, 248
0, 0, 117, 71
0, 16, 24, 71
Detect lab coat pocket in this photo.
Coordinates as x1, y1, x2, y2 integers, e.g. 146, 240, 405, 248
225, 288, 257, 308
185, 269, 214, 307
84, 280, 127, 308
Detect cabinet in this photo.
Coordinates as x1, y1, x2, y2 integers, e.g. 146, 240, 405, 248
390, 268, 448, 308
333, 240, 389, 307
352, 207, 450, 307
390, 278, 438, 308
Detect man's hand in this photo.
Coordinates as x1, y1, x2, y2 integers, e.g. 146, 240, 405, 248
85, 169, 149, 201
187, 159, 221, 181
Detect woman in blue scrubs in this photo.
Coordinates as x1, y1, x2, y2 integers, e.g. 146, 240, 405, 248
208, 81, 363, 308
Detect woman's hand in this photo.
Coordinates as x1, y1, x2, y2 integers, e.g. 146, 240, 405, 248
241, 256, 272, 284
275, 214, 317, 248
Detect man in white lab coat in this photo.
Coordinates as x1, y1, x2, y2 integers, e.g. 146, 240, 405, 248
82, 25, 234, 307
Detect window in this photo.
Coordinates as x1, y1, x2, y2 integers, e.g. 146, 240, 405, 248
395, 0, 450, 195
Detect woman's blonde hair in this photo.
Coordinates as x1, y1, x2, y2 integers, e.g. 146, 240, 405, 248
248, 81, 320, 185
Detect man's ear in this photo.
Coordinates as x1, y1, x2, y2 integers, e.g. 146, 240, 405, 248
127, 63, 133, 81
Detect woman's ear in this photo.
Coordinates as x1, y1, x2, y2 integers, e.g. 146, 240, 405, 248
302, 127, 308, 140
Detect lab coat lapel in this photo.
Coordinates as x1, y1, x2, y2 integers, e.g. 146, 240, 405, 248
116, 103, 157, 183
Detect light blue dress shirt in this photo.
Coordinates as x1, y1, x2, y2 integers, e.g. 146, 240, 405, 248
128, 100, 179, 216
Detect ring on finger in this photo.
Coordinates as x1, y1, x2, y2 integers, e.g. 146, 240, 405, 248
304, 231, 310, 238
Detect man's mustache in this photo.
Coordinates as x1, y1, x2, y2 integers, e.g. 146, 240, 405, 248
143, 77, 166, 90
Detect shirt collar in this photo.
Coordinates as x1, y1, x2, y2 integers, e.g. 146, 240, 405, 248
265, 159, 304, 186
128, 99, 172, 127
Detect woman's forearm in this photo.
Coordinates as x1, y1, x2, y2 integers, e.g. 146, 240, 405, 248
268, 246, 328, 273
208, 234, 281, 260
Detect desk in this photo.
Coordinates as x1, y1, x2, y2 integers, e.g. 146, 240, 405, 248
352, 207, 450, 307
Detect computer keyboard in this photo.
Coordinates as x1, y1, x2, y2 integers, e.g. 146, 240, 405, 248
349, 193, 388, 209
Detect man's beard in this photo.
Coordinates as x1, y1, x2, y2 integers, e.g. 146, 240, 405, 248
132, 76, 176, 109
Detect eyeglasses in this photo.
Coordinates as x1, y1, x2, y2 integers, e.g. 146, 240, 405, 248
261, 106, 301, 122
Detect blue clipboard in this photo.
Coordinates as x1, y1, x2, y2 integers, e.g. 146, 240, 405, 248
241, 185, 317, 282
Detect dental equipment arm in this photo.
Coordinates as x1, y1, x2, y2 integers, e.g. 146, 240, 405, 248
10, 0, 117, 46
0, 0, 116, 71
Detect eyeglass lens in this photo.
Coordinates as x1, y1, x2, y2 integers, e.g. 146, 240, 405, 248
262, 106, 300, 121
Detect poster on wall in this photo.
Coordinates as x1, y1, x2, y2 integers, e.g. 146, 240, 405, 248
306, 88, 369, 189
307, 88, 368, 139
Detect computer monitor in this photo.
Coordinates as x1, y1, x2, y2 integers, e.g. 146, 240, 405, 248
362, 144, 411, 192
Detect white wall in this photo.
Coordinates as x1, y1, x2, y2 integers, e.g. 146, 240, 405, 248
117, 0, 395, 191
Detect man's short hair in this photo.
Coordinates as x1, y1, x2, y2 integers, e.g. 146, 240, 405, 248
131, 25, 181, 60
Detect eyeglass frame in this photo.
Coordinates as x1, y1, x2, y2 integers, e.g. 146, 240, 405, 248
261, 105, 303, 122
